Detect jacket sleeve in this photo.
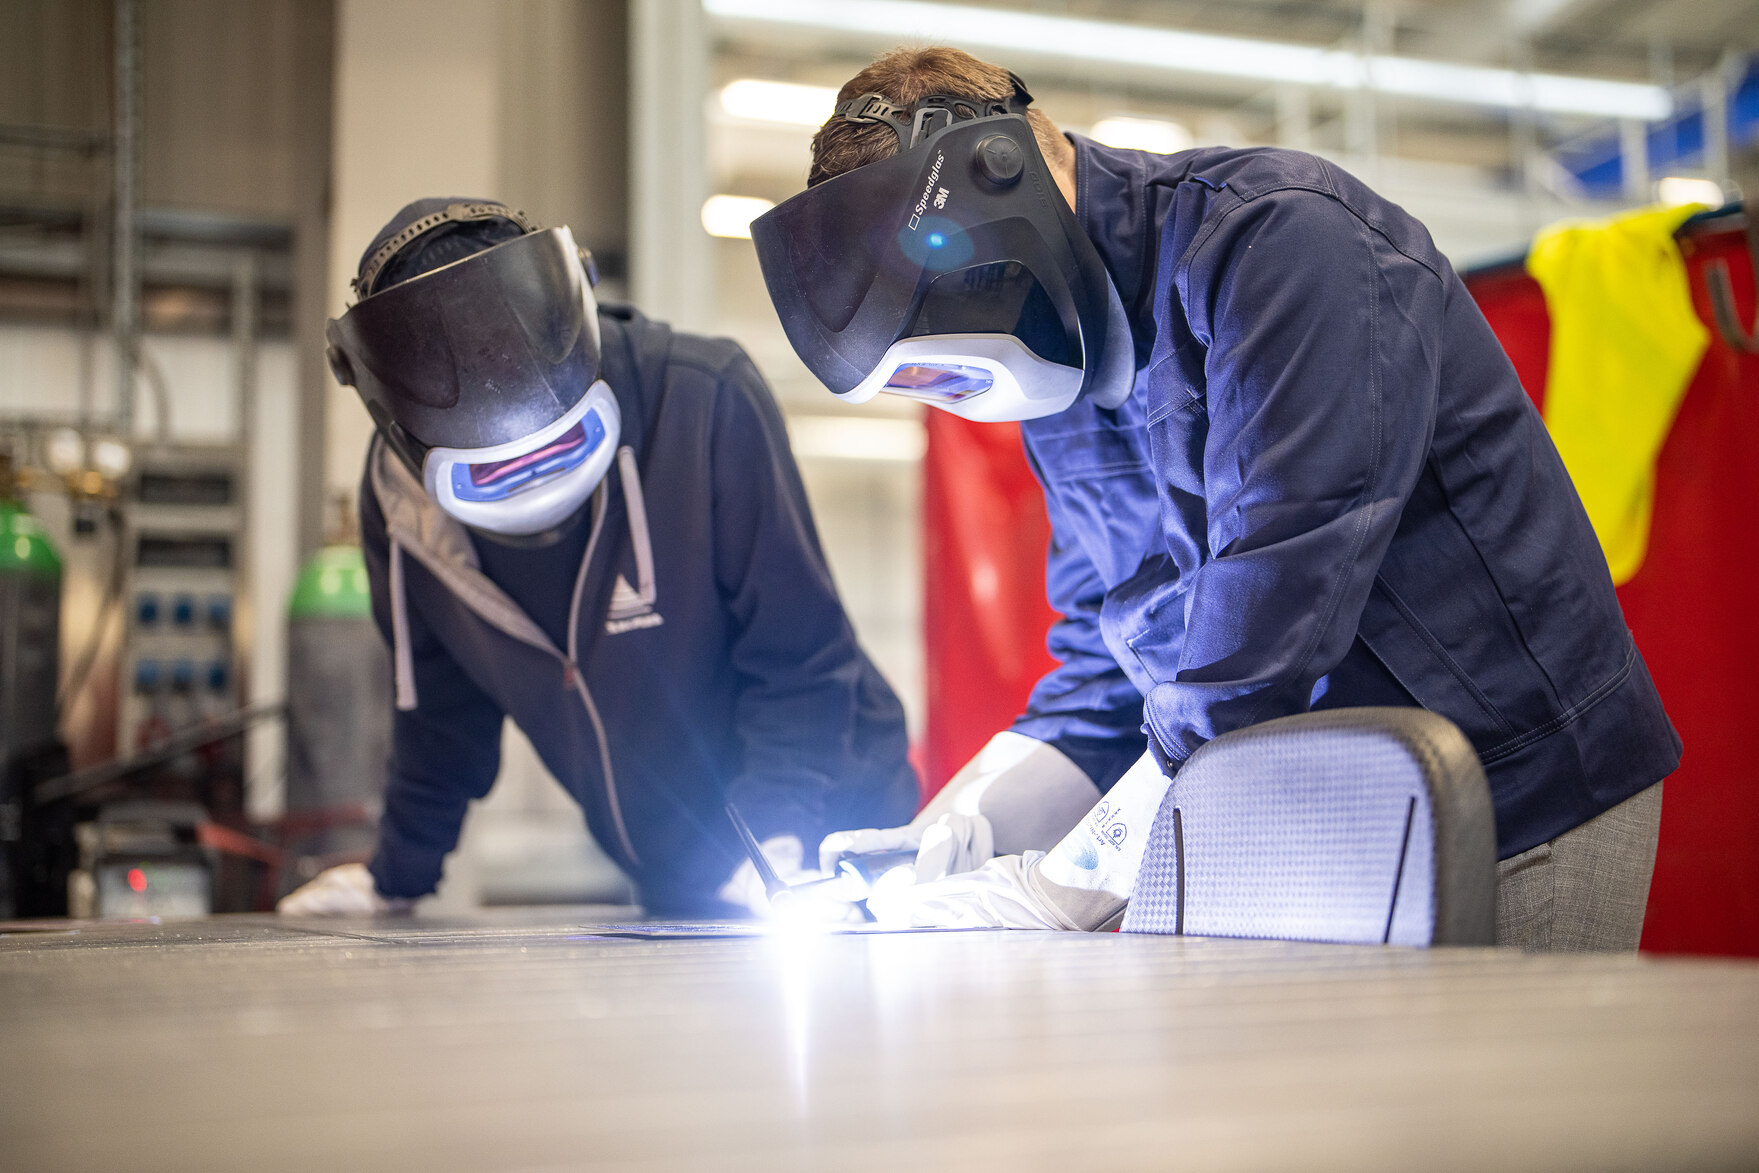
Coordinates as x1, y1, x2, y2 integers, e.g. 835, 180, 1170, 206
707, 353, 917, 848
1142, 187, 1441, 766
1010, 437, 1150, 793
359, 465, 506, 899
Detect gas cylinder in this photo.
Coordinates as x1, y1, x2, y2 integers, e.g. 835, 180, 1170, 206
283, 545, 390, 870
0, 492, 62, 917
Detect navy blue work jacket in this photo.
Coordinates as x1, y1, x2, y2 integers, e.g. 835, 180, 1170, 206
1011, 138, 1679, 858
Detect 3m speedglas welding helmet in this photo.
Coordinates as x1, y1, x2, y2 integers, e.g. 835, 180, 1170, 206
325, 199, 618, 538
751, 77, 1133, 423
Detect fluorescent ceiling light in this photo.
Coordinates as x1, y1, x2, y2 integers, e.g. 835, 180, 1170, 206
1089, 116, 1195, 154
786, 415, 926, 462
701, 194, 775, 239
702, 0, 1672, 121
1656, 176, 1725, 208
720, 78, 839, 127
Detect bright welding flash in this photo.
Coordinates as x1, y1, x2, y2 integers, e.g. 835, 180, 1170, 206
766, 884, 865, 928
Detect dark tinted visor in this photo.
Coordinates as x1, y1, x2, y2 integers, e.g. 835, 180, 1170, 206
907, 260, 1079, 368
331, 228, 597, 451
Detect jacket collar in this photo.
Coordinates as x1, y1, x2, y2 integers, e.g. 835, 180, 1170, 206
370, 436, 560, 657
1071, 134, 1187, 368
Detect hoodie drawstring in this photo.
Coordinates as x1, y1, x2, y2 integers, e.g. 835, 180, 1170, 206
389, 536, 418, 712
618, 445, 657, 610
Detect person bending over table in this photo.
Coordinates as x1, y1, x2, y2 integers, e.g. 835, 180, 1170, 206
280, 198, 916, 917
752, 48, 1676, 950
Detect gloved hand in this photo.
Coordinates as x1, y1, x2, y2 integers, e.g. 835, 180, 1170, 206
867, 851, 1076, 930
867, 750, 1173, 932
818, 812, 995, 884
717, 835, 825, 917
816, 824, 924, 876
912, 812, 995, 882
276, 863, 415, 916
818, 731, 1100, 881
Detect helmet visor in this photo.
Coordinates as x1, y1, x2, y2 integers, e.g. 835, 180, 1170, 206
329, 227, 600, 453
907, 260, 1079, 369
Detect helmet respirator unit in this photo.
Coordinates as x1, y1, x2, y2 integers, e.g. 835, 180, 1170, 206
325, 201, 619, 538
752, 74, 1132, 422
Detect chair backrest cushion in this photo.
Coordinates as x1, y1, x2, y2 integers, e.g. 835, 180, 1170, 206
1121, 707, 1495, 946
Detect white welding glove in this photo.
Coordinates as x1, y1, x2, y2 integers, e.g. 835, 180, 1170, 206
868, 750, 1171, 932
819, 731, 1100, 881
867, 851, 1074, 929
913, 811, 995, 883
717, 835, 823, 917
277, 863, 415, 916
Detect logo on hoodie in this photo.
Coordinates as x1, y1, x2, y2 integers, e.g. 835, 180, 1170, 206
605, 574, 663, 635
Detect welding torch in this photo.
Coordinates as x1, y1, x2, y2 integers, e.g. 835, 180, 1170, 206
724, 803, 918, 918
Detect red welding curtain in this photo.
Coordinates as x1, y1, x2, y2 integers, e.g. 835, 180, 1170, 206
921, 410, 1059, 792
920, 222, 1759, 957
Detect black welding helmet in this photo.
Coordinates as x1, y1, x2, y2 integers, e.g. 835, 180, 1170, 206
751, 79, 1132, 422
325, 200, 618, 537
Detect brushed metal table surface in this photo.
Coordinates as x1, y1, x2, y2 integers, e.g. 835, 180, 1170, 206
3, 909, 1757, 1172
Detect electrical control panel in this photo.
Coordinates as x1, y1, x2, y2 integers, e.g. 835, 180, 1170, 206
117, 447, 246, 756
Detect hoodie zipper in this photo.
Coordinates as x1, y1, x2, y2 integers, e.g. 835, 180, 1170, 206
564, 463, 641, 868
377, 437, 643, 870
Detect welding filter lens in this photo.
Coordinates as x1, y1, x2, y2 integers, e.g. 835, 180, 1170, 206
883, 362, 994, 403
451, 411, 605, 503
422, 380, 620, 536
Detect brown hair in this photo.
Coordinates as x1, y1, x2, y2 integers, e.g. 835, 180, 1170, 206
808, 46, 1070, 187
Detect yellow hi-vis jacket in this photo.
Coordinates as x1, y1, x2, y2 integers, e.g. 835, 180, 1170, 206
1527, 203, 1711, 585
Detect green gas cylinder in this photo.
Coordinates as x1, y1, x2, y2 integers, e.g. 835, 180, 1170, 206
284, 546, 389, 863
1, 496, 62, 761
1, 496, 62, 918
288, 544, 372, 621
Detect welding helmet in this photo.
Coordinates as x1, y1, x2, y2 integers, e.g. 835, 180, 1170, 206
751, 79, 1132, 423
325, 199, 618, 538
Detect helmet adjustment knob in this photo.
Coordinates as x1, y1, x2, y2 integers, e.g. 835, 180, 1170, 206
975, 134, 1025, 186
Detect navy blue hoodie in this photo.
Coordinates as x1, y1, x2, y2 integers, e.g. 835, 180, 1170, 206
360, 304, 917, 910
1011, 138, 1680, 859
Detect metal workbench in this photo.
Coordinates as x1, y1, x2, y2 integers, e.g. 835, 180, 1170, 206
3, 910, 1757, 1171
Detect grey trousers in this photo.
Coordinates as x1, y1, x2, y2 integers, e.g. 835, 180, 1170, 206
1494, 782, 1664, 952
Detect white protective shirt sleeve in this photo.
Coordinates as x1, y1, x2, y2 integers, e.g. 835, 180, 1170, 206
818, 730, 1101, 879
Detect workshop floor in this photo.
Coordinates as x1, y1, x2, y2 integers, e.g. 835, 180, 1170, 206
4, 909, 1759, 1172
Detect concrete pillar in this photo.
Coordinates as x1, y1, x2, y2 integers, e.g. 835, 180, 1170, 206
628, 0, 711, 331
325, 0, 630, 509
498, 1, 628, 277
325, 0, 501, 509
